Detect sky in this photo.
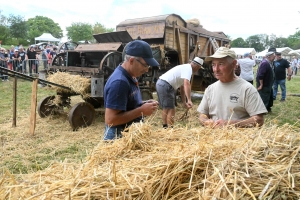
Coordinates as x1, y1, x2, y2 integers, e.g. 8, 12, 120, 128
1, 0, 300, 42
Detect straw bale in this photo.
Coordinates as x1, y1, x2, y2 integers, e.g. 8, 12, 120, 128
1, 122, 300, 199
47, 71, 91, 97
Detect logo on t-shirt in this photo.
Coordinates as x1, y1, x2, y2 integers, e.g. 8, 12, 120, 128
230, 93, 239, 103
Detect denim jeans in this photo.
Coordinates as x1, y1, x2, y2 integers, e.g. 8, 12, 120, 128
273, 79, 286, 100
103, 125, 124, 140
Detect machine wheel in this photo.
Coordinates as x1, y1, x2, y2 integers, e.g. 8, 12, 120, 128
141, 89, 153, 101
38, 96, 57, 118
68, 102, 95, 131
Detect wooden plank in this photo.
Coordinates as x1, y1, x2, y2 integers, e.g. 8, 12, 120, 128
12, 76, 17, 127
173, 21, 176, 49
186, 33, 190, 63
201, 38, 210, 57
29, 79, 38, 135
176, 28, 183, 64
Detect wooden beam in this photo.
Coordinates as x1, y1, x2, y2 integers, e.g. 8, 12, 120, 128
201, 38, 210, 57
176, 28, 183, 64
12, 76, 17, 127
173, 21, 176, 49
186, 33, 190, 63
29, 79, 38, 135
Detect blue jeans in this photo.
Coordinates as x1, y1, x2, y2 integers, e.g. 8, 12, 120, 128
273, 79, 286, 100
103, 125, 124, 140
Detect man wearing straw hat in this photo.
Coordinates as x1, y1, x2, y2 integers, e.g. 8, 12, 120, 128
103, 40, 159, 141
197, 47, 267, 128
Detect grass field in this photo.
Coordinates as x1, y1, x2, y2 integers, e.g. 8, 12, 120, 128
0, 74, 300, 174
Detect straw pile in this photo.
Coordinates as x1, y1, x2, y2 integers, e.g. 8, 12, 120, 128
47, 71, 91, 97
1, 122, 300, 199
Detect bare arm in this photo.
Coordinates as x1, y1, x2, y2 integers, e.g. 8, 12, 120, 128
105, 101, 158, 126
183, 79, 193, 108
257, 80, 263, 90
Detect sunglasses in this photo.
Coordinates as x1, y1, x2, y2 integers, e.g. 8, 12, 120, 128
135, 58, 150, 68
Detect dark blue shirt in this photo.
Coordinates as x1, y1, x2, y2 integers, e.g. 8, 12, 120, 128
274, 58, 290, 80
256, 59, 274, 87
104, 65, 143, 128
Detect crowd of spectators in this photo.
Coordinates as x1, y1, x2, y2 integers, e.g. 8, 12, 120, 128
0, 42, 58, 81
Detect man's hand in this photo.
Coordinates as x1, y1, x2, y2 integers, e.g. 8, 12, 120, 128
257, 85, 262, 90
287, 75, 291, 81
140, 100, 159, 116
185, 100, 193, 109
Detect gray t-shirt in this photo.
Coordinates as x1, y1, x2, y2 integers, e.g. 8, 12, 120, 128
197, 78, 267, 121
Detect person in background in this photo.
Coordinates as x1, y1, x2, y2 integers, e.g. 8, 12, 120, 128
18, 47, 28, 73
27, 46, 39, 76
256, 49, 276, 112
103, 40, 159, 141
12, 49, 20, 72
198, 47, 266, 128
237, 52, 256, 84
8, 45, 15, 70
291, 56, 298, 76
273, 52, 292, 102
0, 48, 9, 81
156, 57, 203, 128
42, 46, 48, 70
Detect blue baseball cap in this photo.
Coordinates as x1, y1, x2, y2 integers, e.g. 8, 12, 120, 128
125, 40, 159, 67
244, 53, 250, 57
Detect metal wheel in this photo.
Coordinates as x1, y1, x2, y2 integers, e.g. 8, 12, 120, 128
38, 96, 57, 118
68, 102, 95, 131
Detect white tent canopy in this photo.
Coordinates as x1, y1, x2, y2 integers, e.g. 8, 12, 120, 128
257, 47, 293, 57
230, 48, 257, 58
35, 33, 60, 43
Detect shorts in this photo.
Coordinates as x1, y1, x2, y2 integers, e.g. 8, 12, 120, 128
156, 79, 176, 109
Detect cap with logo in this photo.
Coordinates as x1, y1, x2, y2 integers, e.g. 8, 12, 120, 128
205, 47, 236, 62
125, 40, 159, 67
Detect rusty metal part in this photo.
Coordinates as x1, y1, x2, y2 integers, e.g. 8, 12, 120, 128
140, 89, 153, 101
68, 102, 95, 131
75, 43, 122, 52
93, 31, 132, 43
37, 96, 57, 118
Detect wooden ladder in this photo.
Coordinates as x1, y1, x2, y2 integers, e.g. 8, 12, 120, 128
209, 37, 219, 51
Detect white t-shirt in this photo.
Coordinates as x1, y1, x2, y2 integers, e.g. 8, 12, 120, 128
237, 58, 256, 81
197, 78, 267, 121
159, 64, 192, 89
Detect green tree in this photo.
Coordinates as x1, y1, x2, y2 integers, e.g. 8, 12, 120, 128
230, 37, 247, 47
66, 22, 93, 42
245, 35, 265, 52
27, 16, 63, 43
287, 30, 300, 49
273, 37, 288, 48
93, 22, 114, 34
0, 11, 10, 45
7, 14, 27, 43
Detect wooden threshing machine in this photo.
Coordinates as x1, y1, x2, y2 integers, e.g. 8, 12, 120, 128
38, 13, 230, 130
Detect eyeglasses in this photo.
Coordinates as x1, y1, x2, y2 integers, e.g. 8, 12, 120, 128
135, 58, 150, 68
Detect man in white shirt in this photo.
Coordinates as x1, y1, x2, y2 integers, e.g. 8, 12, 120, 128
156, 57, 203, 128
198, 47, 267, 128
237, 52, 256, 84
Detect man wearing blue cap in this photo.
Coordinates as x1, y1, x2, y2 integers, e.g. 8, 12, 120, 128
103, 40, 159, 140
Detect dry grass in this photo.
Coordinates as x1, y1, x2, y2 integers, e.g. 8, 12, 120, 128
47, 71, 91, 97
0, 105, 299, 199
